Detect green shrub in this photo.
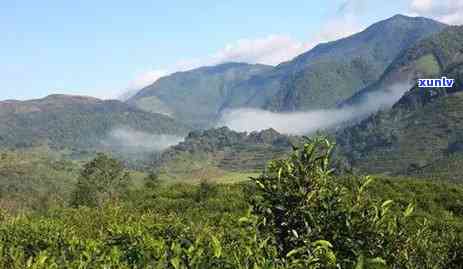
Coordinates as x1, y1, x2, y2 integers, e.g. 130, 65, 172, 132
0, 138, 462, 268
70, 153, 130, 207
248, 137, 449, 268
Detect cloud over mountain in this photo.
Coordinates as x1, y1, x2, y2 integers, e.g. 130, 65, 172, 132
119, 70, 169, 100
218, 83, 412, 135
409, 0, 463, 25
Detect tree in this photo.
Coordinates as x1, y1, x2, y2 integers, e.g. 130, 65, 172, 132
248, 137, 440, 268
144, 172, 160, 190
70, 153, 130, 207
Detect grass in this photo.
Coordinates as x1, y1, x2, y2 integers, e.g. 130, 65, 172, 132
414, 54, 441, 76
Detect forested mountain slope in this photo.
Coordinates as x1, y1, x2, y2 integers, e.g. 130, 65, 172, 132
128, 15, 446, 129
343, 25, 463, 107
149, 127, 300, 178
0, 94, 189, 152
224, 15, 446, 112
337, 62, 463, 177
128, 63, 272, 128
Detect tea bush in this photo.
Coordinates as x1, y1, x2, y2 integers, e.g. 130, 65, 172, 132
0, 138, 462, 268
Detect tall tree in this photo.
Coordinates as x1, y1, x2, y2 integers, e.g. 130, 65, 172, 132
71, 153, 129, 207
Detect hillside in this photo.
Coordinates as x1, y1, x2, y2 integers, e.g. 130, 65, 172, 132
343, 25, 463, 107
149, 127, 300, 180
128, 63, 272, 128
0, 149, 80, 210
0, 94, 189, 153
223, 15, 446, 112
336, 61, 463, 176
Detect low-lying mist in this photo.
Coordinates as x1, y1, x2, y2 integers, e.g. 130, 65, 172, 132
218, 83, 411, 135
102, 128, 184, 153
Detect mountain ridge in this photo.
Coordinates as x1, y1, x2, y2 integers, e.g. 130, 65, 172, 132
342, 25, 463, 107
128, 62, 272, 128
225, 14, 447, 112
128, 14, 447, 129
337, 30, 463, 176
0, 94, 189, 153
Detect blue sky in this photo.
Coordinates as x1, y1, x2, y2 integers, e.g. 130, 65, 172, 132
1, 0, 460, 100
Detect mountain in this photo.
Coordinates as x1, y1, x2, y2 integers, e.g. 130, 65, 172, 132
223, 15, 447, 112
343, 25, 463, 107
149, 127, 300, 178
336, 37, 463, 180
0, 94, 189, 153
127, 63, 272, 128
128, 15, 446, 129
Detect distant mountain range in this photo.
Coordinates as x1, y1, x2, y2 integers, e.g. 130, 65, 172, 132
2, 14, 462, 180
128, 15, 446, 128
141, 19, 463, 177
0, 95, 189, 152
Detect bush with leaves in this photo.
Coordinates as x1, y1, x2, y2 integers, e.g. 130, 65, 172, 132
1, 138, 462, 268
248, 137, 448, 268
144, 172, 161, 190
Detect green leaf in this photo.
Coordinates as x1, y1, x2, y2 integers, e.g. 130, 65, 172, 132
381, 200, 394, 209
355, 254, 365, 269
211, 235, 222, 258
367, 257, 386, 265
291, 229, 299, 238
286, 248, 303, 258
312, 240, 333, 248
238, 217, 252, 224
171, 257, 181, 269
255, 180, 265, 189
359, 176, 374, 193
404, 203, 415, 217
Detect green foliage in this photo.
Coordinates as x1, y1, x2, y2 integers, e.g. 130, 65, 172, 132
129, 63, 272, 128
0, 94, 188, 153
144, 172, 161, 190
246, 15, 445, 112
249, 137, 445, 267
414, 54, 441, 76
0, 138, 462, 268
71, 153, 130, 207
153, 127, 298, 178
0, 150, 79, 213
338, 28, 463, 175
146, 128, 296, 184
338, 80, 463, 176
194, 180, 218, 203
130, 16, 445, 124
267, 57, 380, 111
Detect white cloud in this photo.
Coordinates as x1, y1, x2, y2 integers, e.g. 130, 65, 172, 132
117, 1, 366, 100
118, 69, 168, 100
308, 18, 363, 48
210, 35, 311, 66
127, 70, 168, 91
103, 127, 184, 152
409, 0, 463, 24
218, 83, 412, 135
171, 21, 363, 71
171, 35, 311, 70
410, 0, 433, 11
